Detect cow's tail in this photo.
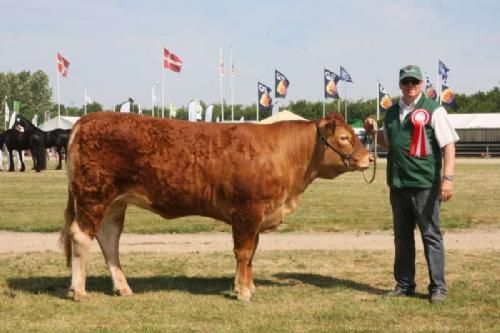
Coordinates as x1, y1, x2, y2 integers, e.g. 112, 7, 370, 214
60, 185, 75, 267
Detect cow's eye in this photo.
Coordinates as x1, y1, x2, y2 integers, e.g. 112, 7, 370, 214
340, 135, 349, 141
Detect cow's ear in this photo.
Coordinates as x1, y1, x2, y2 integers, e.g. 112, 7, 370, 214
319, 118, 336, 136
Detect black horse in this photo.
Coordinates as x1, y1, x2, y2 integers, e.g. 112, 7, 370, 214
3, 118, 46, 172
14, 116, 71, 170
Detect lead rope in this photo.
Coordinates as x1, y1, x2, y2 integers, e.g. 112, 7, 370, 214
362, 129, 378, 184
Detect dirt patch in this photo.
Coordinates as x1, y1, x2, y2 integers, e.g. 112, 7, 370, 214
1, 229, 499, 254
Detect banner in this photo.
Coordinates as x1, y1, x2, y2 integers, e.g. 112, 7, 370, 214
274, 69, 289, 98
425, 74, 437, 100
438, 60, 450, 81
57, 52, 70, 77
13, 101, 20, 113
324, 68, 339, 99
205, 104, 213, 122
188, 100, 197, 122
378, 82, 393, 111
120, 102, 130, 113
163, 48, 183, 72
441, 81, 458, 109
4, 101, 9, 125
339, 65, 353, 82
257, 82, 272, 113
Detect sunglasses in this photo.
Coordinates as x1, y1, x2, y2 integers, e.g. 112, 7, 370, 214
401, 78, 421, 86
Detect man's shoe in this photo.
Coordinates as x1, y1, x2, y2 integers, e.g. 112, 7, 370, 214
430, 291, 446, 304
385, 288, 414, 297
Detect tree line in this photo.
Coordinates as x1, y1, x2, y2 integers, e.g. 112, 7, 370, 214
1, 70, 499, 127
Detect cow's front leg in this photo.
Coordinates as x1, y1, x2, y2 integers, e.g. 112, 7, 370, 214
232, 225, 259, 302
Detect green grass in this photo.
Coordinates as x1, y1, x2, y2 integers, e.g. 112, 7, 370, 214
0, 250, 498, 332
0, 159, 499, 233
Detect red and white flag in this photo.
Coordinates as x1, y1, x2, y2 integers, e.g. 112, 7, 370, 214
57, 52, 70, 77
163, 48, 182, 73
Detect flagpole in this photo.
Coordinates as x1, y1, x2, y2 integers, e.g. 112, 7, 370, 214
56, 52, 61, 118
256, 81, 259, 122
322, 68, 326, 118
162, 67, 165, 118
344, 81, 348, 122
437, 72, 441, 105
376, 81, 380, 121
84, 89, 87, 115
230, 47, 234, 122
151, 85, 155, 117
219, 47, 225, 122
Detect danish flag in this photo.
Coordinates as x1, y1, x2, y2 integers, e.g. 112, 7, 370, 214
163, 48, 182, 73
57, 52, 70, 77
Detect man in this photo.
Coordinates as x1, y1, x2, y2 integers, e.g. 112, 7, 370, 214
364, 65, 459, 304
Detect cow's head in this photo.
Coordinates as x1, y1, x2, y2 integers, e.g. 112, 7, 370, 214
315, 112, 372, 178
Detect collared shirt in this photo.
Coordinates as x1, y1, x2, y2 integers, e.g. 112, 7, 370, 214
383, 93, 459, 148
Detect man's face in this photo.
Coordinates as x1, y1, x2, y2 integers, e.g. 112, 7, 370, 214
399, 77, 423, 99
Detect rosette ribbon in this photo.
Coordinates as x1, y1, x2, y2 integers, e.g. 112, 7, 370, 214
409, 109, 431, 158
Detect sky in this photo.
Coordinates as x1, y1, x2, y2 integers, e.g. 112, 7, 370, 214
1, 0, 500, 111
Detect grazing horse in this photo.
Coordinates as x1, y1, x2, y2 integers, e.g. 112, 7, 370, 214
14, 116, 70, 170
10, 116, 47, 172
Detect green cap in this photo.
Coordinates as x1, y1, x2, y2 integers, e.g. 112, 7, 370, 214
399, 65, 422, 82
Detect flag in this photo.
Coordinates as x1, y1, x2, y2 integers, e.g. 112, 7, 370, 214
120, 102, 130, 113
378, 82, 393, 111
152, 86, 158, 106
4, 101, 9, 124
324, 68, 340, 99
13, 101, 20, 113
339, 66, 353, 82
441, 81, 458, 109
188, 100, 197, 122
163, 48, 182, 72
274, 70, 290, 98
57, 52, 70, 77
8, 111, 16, 128
438, 60, 450, 81
169, 103, 177, 118
138, 104, 142, 115
231, 56, 235, 78
205, 104, 213, 122
84, 90, 92, 104
32, 114, 38, 126
258, 82, 272, 113
425, 73, 437, 100
219, 47, 224, 77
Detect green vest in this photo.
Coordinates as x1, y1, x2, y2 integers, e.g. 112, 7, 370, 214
384, 94, 442, 188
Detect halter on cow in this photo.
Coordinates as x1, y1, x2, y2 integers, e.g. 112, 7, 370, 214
61, 111, 373, 302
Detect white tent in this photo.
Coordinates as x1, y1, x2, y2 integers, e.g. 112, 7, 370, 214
260, 110, 307, 124
38, 116, 80, 131
448, 113, 500, 129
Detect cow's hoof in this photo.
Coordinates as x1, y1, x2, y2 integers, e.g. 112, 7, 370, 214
237, 290, 252, 302
114, 288, 133, 297
68, 289, 87, 302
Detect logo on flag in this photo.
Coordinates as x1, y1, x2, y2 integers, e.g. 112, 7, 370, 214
163, 48, 183, 73
441, 82, 457, 109
258, 82, 272, 112
339, 66, 353, 83
324, 69, 339, 99
275, 70, 289, 98
57, 52, 70, 77
378, 83, 393, 110
425, 74, 437, 100
438, 60, 450, 81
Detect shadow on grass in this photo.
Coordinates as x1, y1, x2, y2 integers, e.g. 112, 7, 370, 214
274, 272, 387, 295
6, 275, 285, 299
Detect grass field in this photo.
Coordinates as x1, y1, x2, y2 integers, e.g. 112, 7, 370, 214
0, 158, 499, 233
0, 250, 498, 332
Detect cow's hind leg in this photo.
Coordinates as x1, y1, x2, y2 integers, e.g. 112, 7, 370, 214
96, 201, 132, 297
68, 220, 93, 301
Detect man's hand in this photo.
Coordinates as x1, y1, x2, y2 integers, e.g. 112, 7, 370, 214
440, 178, 453, 202
364, 117, 378, 136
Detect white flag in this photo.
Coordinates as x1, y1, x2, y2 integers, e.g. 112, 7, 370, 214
195, 101, 203, 120
169, 103, 177, 118
120, 102, 130, 113
32, 114, 38, 126
152, 87, 158, 105
138, 104, 142, 115
188, 100, 197, 122
205, 105, 213, 122
8, 111, 16, 128
4, 102, 9, 124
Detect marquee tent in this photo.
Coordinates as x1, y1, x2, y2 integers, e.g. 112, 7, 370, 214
38, 116, 80, 131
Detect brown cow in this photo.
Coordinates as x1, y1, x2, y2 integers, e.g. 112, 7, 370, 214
61, 111, 371, 302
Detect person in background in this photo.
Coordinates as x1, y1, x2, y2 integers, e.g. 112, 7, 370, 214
364, 65, 459, 304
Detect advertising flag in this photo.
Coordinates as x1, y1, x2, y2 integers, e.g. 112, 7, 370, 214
163, 48, 183, 73
425, 74, 437, 100
4, 101, 9, 125
257, 82, 272, 113
441, 81, 458, 109
378, 82, 393, 111
57, 52, 70, 77
274, 69, 290, 98
205, 104, 214, 122
324, 68, 339, 99
339, 66, 353, 83
438, 60, 450, 81
120, 102, 130, 113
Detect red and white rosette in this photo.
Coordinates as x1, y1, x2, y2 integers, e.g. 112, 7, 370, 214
409, 109, 431, 158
